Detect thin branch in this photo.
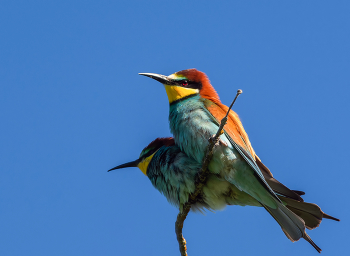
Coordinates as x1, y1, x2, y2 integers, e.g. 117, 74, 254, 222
175, 89, 243, 256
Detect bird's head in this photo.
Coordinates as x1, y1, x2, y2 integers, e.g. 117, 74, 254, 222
108, 137, 175, 175
139, 69, 220, 104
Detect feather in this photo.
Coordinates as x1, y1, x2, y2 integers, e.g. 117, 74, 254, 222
281, 197, 340, 229
262, 202, 321, 253
200, 103, 281, 204
256, 156, 304, 202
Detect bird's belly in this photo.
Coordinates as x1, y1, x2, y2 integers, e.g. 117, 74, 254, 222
203, 175, 260, 210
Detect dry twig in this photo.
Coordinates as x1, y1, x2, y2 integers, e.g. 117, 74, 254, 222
175, 90, 243, 256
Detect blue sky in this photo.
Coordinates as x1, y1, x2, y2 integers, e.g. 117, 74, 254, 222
1, 1, 349, 255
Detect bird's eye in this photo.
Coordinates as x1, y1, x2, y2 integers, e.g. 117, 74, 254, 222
182, 80, 188, 86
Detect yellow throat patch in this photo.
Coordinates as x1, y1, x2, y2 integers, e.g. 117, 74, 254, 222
137, 152, 156, 176
164, 86, 199, 104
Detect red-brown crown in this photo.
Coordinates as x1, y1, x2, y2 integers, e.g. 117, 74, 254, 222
175, 69, 221, 104
146, 137, 175, 149
140, 137, 175, 158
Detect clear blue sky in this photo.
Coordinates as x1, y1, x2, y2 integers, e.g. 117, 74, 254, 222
1, 1, 349, 255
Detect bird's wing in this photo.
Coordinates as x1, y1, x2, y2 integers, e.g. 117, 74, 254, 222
256, 155, 305, 201
202, 99, 322, 250
203, 99, 304, 201
202, 99, 281, 202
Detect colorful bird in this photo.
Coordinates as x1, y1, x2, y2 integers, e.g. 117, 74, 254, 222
138, 69, 339, 252
109, 137, 339, 252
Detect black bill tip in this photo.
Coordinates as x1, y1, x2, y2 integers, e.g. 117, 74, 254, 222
108, 159, 140, 172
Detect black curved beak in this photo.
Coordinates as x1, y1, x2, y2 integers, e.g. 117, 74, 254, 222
108, 159, 140, 172
139, 73, 175, 85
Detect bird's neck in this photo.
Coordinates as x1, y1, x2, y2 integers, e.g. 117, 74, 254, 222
168, 96, 213, 162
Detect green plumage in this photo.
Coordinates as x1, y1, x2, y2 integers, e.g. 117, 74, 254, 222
112, 69, 340, 253
112, 137, 338, 232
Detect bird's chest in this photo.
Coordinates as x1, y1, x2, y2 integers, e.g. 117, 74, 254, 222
170, 99, 216, 132
169, 99, 219, 161
169, 98, 240, 173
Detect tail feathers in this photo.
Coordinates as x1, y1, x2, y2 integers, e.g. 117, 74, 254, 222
262, 203, 304, 241
256, 157, 304, 202
291, 190, 305, 196
304, 233, 322, 253
281, 197, 340, 229
282, 197, 322, 230
323, 212, 340, 222
262, 202, 321, 253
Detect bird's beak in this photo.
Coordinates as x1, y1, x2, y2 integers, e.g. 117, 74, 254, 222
139, 73, 175, 85
108, 159, 140, 172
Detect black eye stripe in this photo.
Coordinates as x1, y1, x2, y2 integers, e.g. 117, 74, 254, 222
142, 148, 157, 159
175, 80, 202, 90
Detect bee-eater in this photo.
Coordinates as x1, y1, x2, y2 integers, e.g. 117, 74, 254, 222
138, 69, 339, 252
109, 137, 339, 252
